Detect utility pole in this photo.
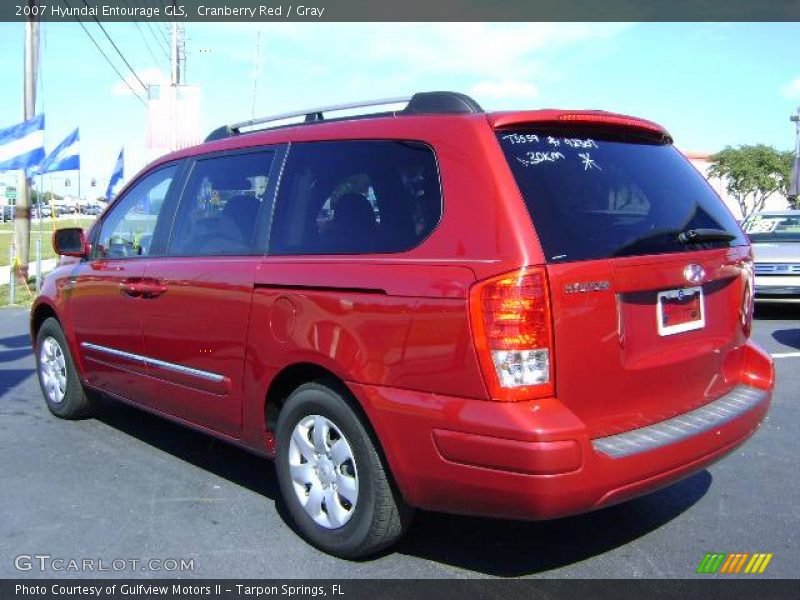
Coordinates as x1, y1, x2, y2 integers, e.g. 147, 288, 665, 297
170, 6, 184, 86
167, 6, 185, 152
15, 0, 39, 282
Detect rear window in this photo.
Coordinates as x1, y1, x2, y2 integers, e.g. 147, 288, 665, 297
269, 140, 441, 255
497, 129, 747, 262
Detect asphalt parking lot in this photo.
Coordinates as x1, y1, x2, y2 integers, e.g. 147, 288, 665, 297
0, 306, 797, 579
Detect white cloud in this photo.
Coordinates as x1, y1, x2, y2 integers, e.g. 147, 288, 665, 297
111, 67, 168, 97
781, 77, 800, 100
201, 22, 631, 108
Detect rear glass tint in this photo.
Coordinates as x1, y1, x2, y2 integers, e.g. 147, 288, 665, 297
497, 129, 747, 262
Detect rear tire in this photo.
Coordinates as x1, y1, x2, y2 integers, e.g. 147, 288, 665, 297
35, 317, 97, 419
275, 381, 413, 559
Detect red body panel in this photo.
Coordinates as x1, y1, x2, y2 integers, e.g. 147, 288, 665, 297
137, 257, 256, 437
65, 259, 150, 400
30, 108, 774, 522
348, 340, 771, 519
548, 245, 753, 437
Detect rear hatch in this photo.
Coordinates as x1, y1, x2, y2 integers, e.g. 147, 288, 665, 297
495, 119, 753, 437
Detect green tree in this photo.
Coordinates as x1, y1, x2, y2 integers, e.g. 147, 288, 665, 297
707, 145, 794, 219
30, 191, 64, 205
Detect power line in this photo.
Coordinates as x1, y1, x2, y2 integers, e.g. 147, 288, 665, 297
80, 0, 149, 95
133, 21, 161, 67
140, 0, 172, 50
120, 0, 166, 67
61, 0, 147, 105
129, 0, 171, 59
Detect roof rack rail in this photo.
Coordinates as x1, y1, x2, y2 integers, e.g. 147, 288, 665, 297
204, 91, 483, 142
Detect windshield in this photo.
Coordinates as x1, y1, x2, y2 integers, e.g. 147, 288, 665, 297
742, 213, 800, 243
496, 128, 747, 262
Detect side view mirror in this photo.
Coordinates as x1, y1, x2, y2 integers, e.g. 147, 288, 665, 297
52, 227, 90, 258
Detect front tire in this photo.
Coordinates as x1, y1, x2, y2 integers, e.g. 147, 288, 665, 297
275, 381, 413, 559
35, 317, 96, 419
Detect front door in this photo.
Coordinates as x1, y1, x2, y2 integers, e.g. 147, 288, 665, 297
138, 148, 281, 437
68, 164, 181, 403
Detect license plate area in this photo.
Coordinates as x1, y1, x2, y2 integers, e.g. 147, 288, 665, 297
657, 286, 705, 336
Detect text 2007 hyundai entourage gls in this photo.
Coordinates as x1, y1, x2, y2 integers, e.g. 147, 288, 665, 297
31, 92, 773, 558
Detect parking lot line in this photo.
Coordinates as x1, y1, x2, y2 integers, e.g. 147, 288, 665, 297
771, 352, 800, 359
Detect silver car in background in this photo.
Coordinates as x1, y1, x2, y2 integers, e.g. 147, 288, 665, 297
742, 210, 800, 303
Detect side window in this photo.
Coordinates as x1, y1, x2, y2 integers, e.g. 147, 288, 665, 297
95, 166, 177, 259
168, 151, 275, 256
270, 140, 441, 255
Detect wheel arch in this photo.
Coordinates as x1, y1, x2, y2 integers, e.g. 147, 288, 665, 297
30, 300, 59, 343
263, 362, 402, 496
265, 363, 382, 441
30, 299, 88, 385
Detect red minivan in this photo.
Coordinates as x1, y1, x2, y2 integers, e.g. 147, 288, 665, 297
31, 92, 774, 558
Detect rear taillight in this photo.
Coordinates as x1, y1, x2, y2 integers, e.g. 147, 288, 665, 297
742, 259, 755, 337
468, 267, 555, 401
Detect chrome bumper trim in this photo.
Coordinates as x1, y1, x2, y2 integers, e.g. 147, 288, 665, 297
592, 384, 768, 459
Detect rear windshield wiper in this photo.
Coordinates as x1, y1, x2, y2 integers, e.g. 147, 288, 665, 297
677, 228, 736, 244
612, 227, 735, 257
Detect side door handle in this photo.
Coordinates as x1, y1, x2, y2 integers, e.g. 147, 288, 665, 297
120, 279, 167, 299
140, 280, 167, 299
120, 279, 145, 298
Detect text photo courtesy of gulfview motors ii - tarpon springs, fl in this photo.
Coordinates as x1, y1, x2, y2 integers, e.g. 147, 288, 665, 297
0, 2, 799, 596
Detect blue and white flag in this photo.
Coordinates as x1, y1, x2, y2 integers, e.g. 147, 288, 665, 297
105, 148, 124, 200
39, 128, 79, 174
0, 115, 45, 173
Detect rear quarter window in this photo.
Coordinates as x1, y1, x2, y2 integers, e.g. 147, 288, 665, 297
269, 140, 441, 255
497, 129, 747, 262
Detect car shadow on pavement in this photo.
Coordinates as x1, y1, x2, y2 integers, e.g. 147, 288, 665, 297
94, 396, 281, 502
0, 369, 36, 393
0, 348, 34, 364
771, 329, 800, 351
0, 333, 32, 349
0, 333, 34, 367
393, 471, 712, 577
93, 393, 710, 577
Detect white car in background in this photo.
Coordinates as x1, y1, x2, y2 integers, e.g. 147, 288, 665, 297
742, 210, 800, 302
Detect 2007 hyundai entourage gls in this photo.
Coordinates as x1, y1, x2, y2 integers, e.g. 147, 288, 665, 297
31, 92, 774, 558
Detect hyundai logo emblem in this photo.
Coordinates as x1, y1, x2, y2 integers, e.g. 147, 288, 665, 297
684, 264, 705, 284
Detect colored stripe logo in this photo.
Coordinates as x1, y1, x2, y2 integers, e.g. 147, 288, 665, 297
696, 553, 773, 574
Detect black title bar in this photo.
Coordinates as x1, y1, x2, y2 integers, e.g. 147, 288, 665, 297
3, 0, 800, 22
4, 580, 800, 600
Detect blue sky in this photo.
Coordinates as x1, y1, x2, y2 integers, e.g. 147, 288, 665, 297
1, 21, 798, 198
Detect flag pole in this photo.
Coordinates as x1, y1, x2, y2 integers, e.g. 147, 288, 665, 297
15, 1, 39, 282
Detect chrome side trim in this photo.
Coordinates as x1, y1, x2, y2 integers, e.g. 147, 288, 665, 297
592, 385, 768, 459
81, 342, 225, 383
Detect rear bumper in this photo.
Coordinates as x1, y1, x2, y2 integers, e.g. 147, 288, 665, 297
351, 340, 773, 520
754, 275, 800, 301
